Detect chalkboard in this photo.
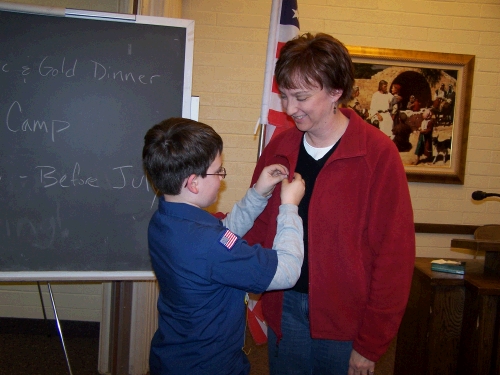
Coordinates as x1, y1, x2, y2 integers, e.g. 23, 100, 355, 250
0, 5, 194, 280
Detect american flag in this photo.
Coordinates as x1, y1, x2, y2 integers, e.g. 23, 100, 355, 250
258, 0, 300, 153
248, 0, 300, 345
219, 229, 238, 250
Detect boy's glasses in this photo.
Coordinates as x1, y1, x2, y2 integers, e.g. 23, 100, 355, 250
184, 167, 227, 188
206, 167, 226, 179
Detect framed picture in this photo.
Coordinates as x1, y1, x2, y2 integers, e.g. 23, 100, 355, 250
346, 46, 475, 184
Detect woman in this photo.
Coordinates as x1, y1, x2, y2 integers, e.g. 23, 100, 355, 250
244, 33, 415, 375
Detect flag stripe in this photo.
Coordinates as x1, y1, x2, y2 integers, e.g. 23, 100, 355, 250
268, 109, 294, 128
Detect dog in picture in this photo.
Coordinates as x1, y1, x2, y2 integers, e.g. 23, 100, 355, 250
432, 136, 452, 164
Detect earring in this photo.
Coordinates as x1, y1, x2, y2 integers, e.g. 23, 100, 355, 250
334, 104, 337, 114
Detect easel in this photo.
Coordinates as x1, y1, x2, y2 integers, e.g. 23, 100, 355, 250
37, 281, 74, 375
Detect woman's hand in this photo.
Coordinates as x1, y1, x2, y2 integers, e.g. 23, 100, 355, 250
348, 349, 375, 375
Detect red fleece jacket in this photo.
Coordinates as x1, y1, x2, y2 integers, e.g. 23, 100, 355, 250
244, 108, 415, 362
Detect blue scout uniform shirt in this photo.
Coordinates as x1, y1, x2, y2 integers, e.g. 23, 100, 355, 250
148, 196, 278, 375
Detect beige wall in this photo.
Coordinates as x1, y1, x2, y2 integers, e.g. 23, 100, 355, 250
1, 0, 500, 322
183, 0, 500, 259
0, 282, 103, 321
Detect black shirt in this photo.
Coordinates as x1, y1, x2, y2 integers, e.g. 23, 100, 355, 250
292, 136, 340, 293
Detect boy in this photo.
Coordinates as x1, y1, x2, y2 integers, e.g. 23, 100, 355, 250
142, 117, 305, 375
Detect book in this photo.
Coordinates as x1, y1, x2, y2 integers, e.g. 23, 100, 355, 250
431, 261, 466, 275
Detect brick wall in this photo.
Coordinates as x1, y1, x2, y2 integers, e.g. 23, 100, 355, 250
0, 282, 103, 321
183, 0, 500, 258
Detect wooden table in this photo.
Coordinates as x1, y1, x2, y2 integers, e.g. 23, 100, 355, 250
457, 270, 500, 375
451, 238, 500, 275
394, 257, 485, 375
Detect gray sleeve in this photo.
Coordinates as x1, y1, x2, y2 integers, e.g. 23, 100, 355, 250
221, 187, 269, 237
267, 204, 304, 291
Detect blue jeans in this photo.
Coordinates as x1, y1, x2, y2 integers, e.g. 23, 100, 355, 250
268, 290, 352, 375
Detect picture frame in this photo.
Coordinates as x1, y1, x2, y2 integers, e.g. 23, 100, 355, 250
346, 46, 475, 184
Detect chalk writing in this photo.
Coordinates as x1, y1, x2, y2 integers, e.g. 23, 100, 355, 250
1, 57, 161, 85
0, 164, 154, 193
3, 201, 67, 250
39, 56, 77, 77
36, 163, 98, 188
112, 166, 151, 190
6, 101, 70, 142
91, 60, 160, 84
1, 63, 30, 76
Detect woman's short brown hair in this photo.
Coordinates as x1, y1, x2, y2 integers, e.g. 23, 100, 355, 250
274, 33, 355, 104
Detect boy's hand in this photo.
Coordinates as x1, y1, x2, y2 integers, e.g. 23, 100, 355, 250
254, 164, 290, 197
281, 173, 305, 205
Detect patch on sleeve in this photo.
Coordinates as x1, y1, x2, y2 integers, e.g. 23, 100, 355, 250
219, 229, 238, 250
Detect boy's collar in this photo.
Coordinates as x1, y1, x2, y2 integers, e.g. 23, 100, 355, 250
158, 197, 218, 224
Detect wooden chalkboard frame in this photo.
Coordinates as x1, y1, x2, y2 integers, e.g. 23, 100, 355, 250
0, 3, 194, 281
